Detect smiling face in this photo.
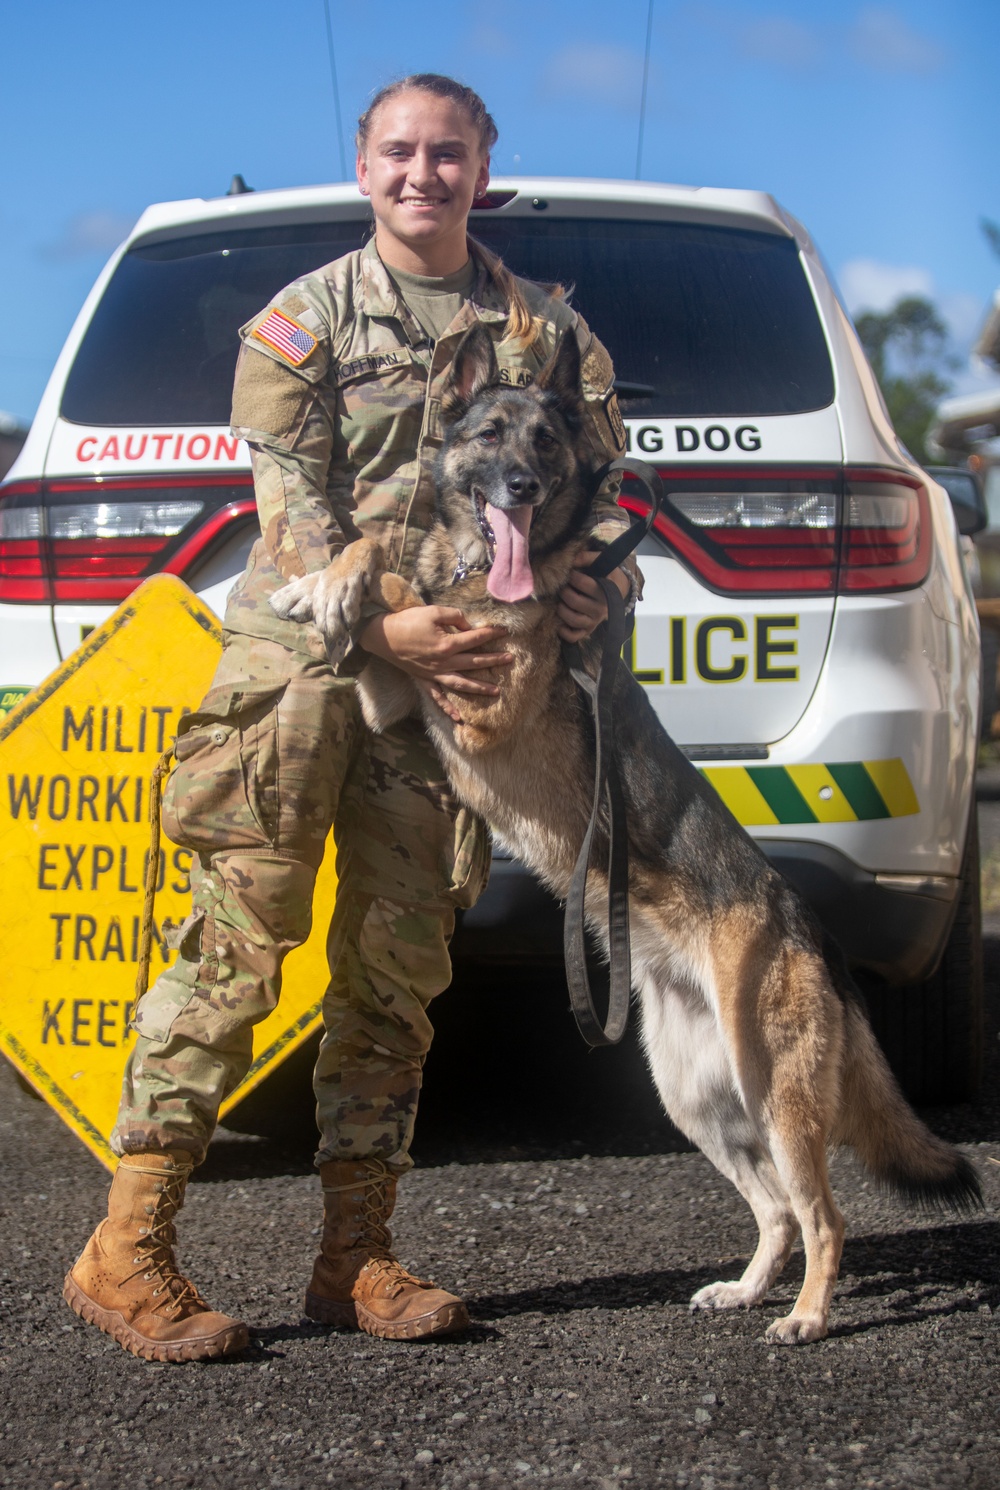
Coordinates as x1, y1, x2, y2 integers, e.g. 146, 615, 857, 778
356, 89, 490, 276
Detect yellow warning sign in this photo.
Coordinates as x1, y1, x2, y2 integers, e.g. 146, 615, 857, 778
0, 576, 333, 1169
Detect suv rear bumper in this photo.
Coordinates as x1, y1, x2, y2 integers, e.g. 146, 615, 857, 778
452, 843, 958, 986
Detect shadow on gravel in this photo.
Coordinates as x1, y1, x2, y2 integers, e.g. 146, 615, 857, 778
470, 1263, 728, 1318
840, 1218, 1000, 1295
468, 1220, 1000, 1328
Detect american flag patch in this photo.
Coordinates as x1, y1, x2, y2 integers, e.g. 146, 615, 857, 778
252, 308, 318, 366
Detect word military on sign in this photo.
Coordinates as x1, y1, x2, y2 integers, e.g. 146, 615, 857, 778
0, 576, 337, 1168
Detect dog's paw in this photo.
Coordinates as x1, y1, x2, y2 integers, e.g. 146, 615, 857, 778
690, 1280, 762, 1312
310, 565, 369, 644
270, 571, 321, 624
270, 540, 384, 653
764, 1312, 827, 1346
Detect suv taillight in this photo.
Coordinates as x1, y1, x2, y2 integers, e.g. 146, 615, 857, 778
619, 465, 932, 596
0, 474, 255, 603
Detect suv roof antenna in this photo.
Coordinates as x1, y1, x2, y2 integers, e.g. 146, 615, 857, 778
227, 174, 254, 196
635, 0, 654, 179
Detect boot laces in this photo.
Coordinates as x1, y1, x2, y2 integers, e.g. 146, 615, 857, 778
357, 1170, 393, 1256
130, 1169, 208, 1317
356, 1166, 431, 1294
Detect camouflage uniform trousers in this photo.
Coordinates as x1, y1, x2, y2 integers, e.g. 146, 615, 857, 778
111, 631, 489, 1171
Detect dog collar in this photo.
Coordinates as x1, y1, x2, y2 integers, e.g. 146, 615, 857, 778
451, 553, 490, 585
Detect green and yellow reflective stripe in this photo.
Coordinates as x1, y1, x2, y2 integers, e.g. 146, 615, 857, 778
701, 767, 780, 826
862, 757, 920, 817
785, 764, 858, 823
698, 758, 918, 825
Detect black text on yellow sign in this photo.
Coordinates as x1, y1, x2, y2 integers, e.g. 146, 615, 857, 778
12, 703, 193, 978
0, 577, 336, 1169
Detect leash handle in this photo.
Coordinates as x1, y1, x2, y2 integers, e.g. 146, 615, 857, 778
582, 457, 663, 580
562, 459, 662, 1047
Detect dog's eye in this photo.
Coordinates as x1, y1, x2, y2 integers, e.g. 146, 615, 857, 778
535, 429, 556, 448
479, 428, 499, 444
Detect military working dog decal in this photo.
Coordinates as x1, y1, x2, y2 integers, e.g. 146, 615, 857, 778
273, 326, 981, 1344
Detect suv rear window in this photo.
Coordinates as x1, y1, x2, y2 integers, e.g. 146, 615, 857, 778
61, 216, 834, 426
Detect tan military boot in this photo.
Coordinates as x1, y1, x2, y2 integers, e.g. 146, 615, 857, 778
304, 1158, 469, 1341
63, 1151, 249, 1362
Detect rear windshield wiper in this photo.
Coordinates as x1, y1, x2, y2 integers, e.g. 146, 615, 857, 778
613, 380, 658, 399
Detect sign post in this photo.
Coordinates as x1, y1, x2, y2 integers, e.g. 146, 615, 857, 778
0, 576, 333, 1168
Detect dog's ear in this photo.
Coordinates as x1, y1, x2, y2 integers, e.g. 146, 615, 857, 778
536, 329, 584, 427
443, 325, 500, 423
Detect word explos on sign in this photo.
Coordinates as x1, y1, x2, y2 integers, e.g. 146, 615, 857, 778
0, 576, 334, 1168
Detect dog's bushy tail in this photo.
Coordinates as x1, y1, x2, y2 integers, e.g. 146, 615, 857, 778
834, 988, 982, 1213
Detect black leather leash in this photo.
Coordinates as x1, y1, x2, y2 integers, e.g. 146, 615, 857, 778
562, 457, 663, 1046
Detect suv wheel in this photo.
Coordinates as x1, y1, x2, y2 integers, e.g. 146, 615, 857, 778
859, 809, 984, 1105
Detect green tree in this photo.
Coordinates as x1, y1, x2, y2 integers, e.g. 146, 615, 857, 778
981, 217, 1000, 261
854, 296, 954, 463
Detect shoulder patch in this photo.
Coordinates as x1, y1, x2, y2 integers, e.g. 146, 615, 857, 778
582, 341, 615, 394
603, 389, 627, 454
252, 308, 319, 368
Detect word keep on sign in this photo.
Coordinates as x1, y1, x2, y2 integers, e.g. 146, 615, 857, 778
0, 575, 334, 1169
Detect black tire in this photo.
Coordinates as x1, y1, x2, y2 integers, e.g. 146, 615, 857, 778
858, 810, 984, 1105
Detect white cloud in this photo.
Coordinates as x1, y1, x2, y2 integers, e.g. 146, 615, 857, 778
40, 210, 135, 263
542, 43, 647, 107
848, 6, 946, 74
838, 257, 934, 314
737, 16, 821, 69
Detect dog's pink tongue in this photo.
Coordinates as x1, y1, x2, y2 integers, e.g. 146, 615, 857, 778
486, 503, 534, 601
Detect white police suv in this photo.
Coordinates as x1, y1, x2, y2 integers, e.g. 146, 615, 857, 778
0, 177, 982, 1101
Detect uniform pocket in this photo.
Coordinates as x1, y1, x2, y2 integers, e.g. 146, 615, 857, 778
162, 684, 286, 854
446, 808, 491, 910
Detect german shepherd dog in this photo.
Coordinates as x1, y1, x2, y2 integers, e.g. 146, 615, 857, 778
273, 325, 981, 1344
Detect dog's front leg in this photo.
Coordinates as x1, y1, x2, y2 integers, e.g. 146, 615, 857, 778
269, 537, 388, 662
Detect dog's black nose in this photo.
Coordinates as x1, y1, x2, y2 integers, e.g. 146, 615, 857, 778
506, 470, 540, 500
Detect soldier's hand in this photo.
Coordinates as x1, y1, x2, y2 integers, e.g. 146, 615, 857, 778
556, 554, 630, 643
359, 606, 513, 696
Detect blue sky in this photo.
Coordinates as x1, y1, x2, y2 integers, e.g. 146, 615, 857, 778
2, 0, 998, 422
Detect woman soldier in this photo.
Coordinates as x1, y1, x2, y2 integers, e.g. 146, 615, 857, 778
64, 74, 637, 1360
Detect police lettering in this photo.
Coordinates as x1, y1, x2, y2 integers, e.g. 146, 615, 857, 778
627, 614, 799, 686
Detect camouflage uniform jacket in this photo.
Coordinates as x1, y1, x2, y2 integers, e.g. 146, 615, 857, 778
226, 236, 635, 661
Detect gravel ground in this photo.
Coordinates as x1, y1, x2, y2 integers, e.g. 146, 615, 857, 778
2, 807, 1000, 1490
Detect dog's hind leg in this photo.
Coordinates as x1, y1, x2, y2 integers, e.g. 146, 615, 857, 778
760, 1117, 844, 1345
638, 969, 799, 1314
